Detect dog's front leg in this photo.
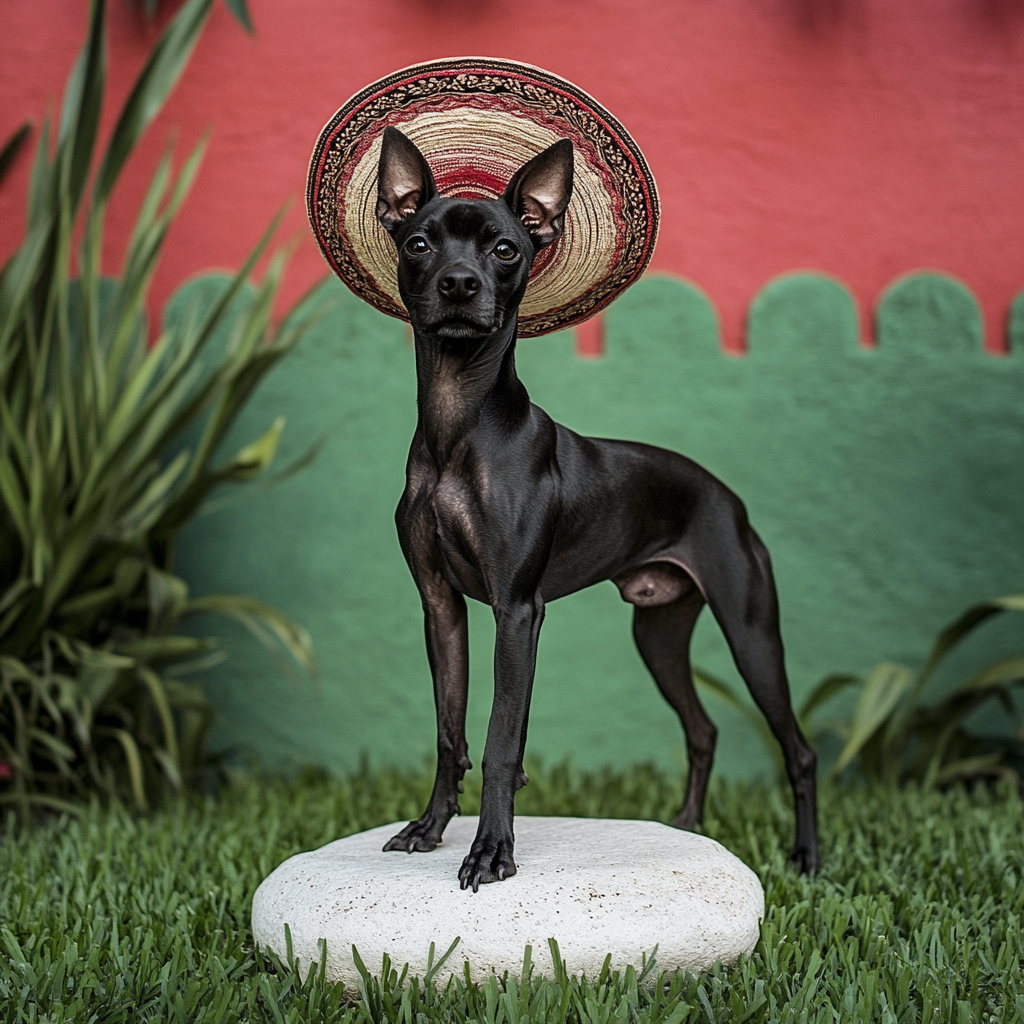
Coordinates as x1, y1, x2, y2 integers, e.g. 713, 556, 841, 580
384, 575, 471, 853
458, 592, 544, 891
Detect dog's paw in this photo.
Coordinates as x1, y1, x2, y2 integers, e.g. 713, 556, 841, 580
457, 833, 517, 892
382, 816, 445, 853
788, 843, 819, 875
670, 807, 701, 831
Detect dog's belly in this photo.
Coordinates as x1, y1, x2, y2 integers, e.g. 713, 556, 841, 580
539, 542, 694, 603
416, 428, 720, 606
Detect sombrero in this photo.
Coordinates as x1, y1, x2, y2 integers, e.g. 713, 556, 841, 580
306, 57, 659, 337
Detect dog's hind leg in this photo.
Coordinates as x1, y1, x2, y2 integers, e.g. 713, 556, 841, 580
631, 584, 717, 830
687, 514, 820, 873
383, 576, 471, 853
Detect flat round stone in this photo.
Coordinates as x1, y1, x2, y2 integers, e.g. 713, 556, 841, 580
251, 816, 764, 985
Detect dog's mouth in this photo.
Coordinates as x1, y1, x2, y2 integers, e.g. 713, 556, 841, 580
425, 312, 502, 339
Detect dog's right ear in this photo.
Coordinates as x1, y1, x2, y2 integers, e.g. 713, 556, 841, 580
376, 127, 438, 237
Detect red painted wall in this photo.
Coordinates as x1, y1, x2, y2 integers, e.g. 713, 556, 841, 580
2, 0, 1022, 351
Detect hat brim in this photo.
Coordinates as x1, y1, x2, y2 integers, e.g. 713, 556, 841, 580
307, 57, 659, 337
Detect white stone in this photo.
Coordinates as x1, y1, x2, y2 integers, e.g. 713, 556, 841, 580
251, 816, 764, 985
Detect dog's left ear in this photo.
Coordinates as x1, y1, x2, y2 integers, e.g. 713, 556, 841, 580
503, 139, 574, 248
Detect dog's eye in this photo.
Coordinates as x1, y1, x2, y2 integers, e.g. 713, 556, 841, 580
405, 237, 431, 255
493, 242, 519, 262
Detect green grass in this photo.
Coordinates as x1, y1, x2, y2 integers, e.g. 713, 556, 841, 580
1, 764, 1022, 1023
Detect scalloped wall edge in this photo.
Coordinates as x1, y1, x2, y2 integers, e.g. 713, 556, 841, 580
573, 271, 1024, 358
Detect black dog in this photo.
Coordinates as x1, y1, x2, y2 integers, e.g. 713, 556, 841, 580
375, 127, 819, 889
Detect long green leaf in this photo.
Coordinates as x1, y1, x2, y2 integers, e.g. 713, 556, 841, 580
115, 636, 217, 665
104, 136, 207, 396
221, 416, 285, 481
917, 594, 1024, 692
109, 449, 190, 542
92, 0, 216, 205
200, 433, 327, 516
28, 726, 77, 769
138, 667, 179, 769
0, 209, 56, 358
934, 753, 1008, 785
832, 662, 914, 776
184, 594, 316, 677
223, 0, 254, 32
798, 672, 861, 727
0, 448, 30, 545
25, 116, 52, 232
891, 594, 1024, 747
961, 655, 1024, 692
58, 0, 106, 217
101, 727, 147, 809
0, 792, 83, 815
0, 122, 32, 188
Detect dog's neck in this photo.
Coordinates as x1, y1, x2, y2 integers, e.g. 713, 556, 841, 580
412, 317, 530, 466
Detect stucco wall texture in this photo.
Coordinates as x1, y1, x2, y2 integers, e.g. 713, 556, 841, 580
2, 0, 1023, 353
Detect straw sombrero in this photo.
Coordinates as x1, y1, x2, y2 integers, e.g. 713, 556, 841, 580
306, 58, 659, 337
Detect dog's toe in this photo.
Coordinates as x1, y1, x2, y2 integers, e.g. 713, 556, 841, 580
788, 843, 820, 875
382, 817, 443, 853
457, 834, 516, 891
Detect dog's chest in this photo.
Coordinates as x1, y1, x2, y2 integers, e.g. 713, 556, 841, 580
427, 472, 490, 597
431, 471, 483, 529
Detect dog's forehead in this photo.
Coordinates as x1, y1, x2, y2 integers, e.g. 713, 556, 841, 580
421, 199, 519, 242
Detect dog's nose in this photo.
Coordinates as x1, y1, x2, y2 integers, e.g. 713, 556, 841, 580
438, 270, 480, 303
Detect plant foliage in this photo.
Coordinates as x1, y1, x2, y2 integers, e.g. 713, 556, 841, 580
0, 0, 316, 814
0, 123, 31, 188
129, 0, 254, 33
815, 594, 1024, 786
696, 595, 1024, 787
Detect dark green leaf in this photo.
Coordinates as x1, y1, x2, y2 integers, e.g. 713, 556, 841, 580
58, 0, 106, 215
917, 594, 1024, 692
93, 0, 216, 205
832, 662, 914, 776
798, 672, 860, 726
0, 122, 32, 187
184, 593, 316, 677
223, 0, 255, 33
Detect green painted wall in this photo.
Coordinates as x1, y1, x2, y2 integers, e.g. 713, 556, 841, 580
171, 271, 1024, 779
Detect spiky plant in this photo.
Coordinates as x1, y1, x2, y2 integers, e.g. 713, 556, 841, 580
0, 0, 317, 813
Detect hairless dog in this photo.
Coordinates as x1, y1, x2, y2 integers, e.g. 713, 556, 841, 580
374, 126, 819, 890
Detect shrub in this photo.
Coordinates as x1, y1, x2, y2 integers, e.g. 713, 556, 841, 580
0, 0, 317, 814
814, 594, 1024, 786
696, 594, 1024, 786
